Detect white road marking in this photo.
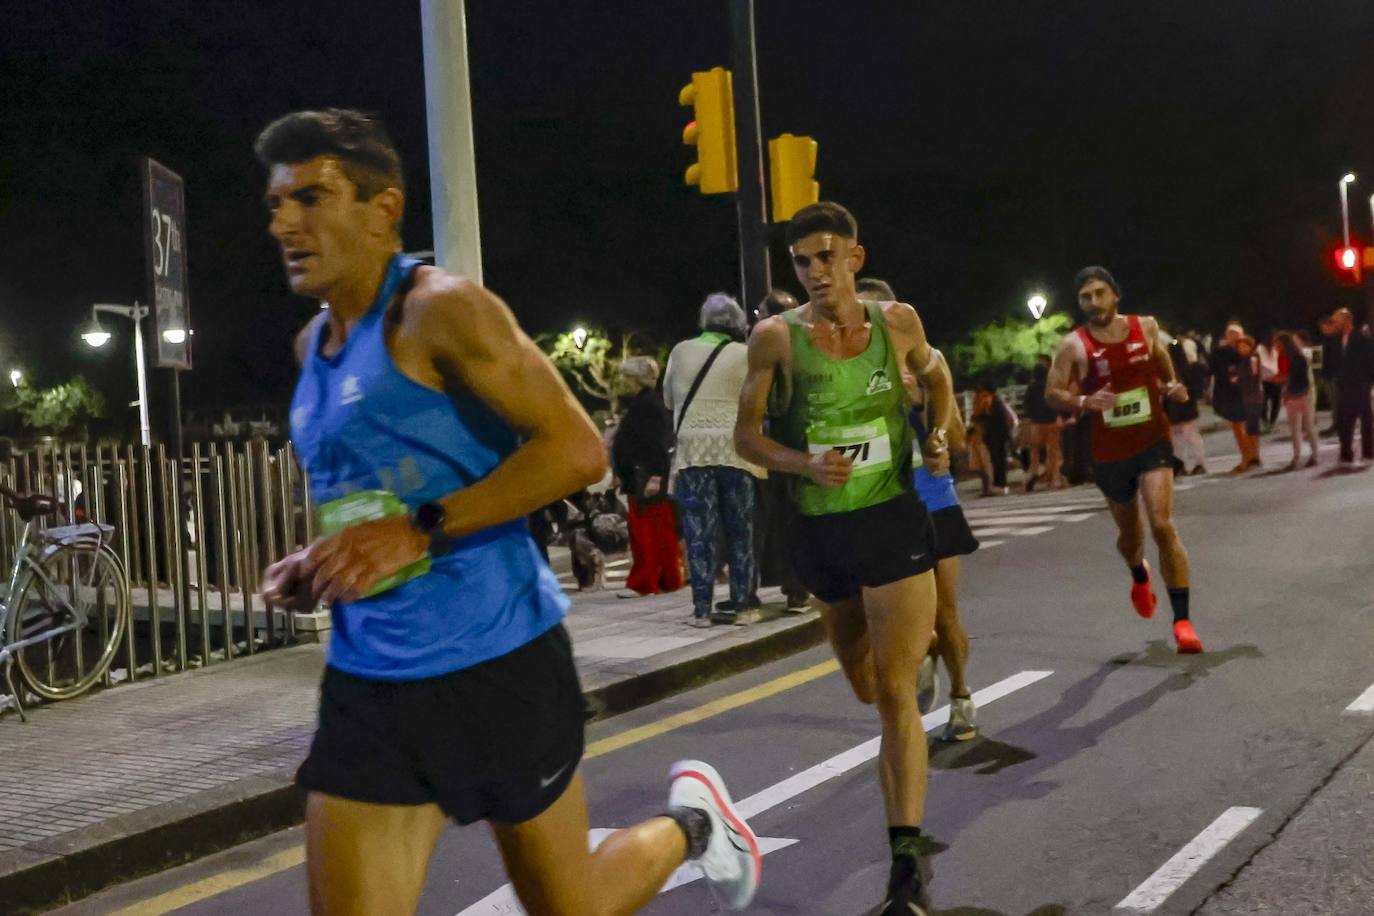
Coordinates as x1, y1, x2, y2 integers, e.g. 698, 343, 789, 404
978, 539, 1006, 548
1010, 525, 1055, 536
961, 513, 1094, 525
1344, 682, 1374, 713
456, 670, 1054, 915
607, 558, 631, 568
963, 506, 1099, 518
970, 527, 1016, 537
1114, 806, 1263, 912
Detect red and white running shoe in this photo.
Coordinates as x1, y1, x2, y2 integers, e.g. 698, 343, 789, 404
668, 760, 761, 910
1130, 561, 1157, 619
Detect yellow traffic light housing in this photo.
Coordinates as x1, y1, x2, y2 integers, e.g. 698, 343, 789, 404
679, 68, 738, 195
768, 133, 819, 223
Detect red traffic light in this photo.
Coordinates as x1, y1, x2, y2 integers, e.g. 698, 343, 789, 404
1339, 246, 1359, 270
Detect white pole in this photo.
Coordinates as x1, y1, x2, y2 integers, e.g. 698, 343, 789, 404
133, 305, 151, 448
420, 0, 483, 284
1340, 178, 1351, 248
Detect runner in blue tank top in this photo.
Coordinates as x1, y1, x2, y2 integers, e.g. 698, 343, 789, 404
255, 109, 758, 915
856, 278, 980, 745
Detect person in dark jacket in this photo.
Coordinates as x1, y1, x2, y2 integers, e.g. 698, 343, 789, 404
609, 356, 684, 596
972, 385, 1016, 495
1166, 333, 1207, 475
1325, 307, 1374, 463
1211, 323, 1260, 471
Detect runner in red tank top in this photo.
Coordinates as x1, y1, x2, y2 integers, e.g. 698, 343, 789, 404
1046, 267, 1204, 654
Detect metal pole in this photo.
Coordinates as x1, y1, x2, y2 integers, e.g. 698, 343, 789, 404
1340, 178, 1352, 248
730, 0, 771, 312
132, 305, 152, 448
420, 0, 484, 283
169, 369, 184, 462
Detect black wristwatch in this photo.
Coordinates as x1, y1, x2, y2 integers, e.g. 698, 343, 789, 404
409, 501, 448, 550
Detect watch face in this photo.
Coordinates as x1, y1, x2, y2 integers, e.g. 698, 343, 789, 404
415, 501, 445, 532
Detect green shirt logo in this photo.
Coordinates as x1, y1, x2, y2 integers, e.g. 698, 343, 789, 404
866, 368, 893, 396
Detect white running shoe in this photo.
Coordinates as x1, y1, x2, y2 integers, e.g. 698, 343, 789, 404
943, 695, 978, 742
917, 654, 938, 714
668, 760, 761, 910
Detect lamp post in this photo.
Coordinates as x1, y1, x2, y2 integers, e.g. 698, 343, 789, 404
82, 302, 151, 447
1340, 173, 1356, 248
8, 370, 20, 387
1027, 293, 1049, 320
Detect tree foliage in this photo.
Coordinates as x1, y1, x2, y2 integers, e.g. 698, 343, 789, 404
13, 376, 105, 436
540, 329, 656, 414
946, 314, 1071, 388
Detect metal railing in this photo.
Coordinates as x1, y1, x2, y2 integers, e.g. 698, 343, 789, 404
0, 439, 314, 688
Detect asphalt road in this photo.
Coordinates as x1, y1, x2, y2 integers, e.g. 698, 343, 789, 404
51, 446, 1374, 916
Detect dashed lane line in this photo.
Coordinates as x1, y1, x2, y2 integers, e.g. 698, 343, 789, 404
1113, 806, 1263, 912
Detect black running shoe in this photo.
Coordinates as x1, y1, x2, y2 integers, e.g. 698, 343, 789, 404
880, 856, 931, 915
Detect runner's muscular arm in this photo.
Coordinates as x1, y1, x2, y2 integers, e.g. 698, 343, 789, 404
1047, 334, 1108, 412
1143, 316, 1188, 402
734, 317, 850, 487
418, 278, 608, 536
886, 302, 963, 451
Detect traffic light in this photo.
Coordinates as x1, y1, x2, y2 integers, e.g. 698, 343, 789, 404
1336, 245, 1363, 284
768, 133, 819, 223
679, 68, 738, 194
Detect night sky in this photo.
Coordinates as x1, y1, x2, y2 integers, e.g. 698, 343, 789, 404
3, 1, 1374, 434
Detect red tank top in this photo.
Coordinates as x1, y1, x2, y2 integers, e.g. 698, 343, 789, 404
1076, 315, 1170, 462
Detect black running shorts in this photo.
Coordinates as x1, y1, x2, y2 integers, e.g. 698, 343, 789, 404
792, 491, 938, 603
931, 505, 980, 560
297, 624, 586, 825
1092, 438, 1175, 505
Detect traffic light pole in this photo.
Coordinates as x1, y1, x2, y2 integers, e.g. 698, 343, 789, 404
730, 0, 771, 313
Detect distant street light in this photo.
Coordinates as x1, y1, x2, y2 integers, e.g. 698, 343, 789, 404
1340, 173, 1357, 247
1027, 293, 1048, 320
161, 328, 187, 345
82, 303, 151, 447
572, 326, 589, 349
8, 369, 21, 387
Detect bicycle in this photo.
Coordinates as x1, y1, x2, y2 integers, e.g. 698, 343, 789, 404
0, 485, 130, 721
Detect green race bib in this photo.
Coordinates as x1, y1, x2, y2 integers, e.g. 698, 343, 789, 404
807, 420, 895, 478
318, 490, 431, 598
1104, 386, 1153, 428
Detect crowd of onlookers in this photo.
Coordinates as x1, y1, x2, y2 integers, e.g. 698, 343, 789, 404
557, 296, 1374, 622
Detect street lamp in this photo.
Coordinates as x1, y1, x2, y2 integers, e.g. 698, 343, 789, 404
8, 369, 20, 387
1027, 293, 1048, 320
1340, 173, 1356, 248
82, 303, 151, 447
572, 326, 589, 349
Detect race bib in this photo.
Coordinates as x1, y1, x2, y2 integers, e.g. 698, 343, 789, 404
807, 420, 897, 477
319, 490, 432, 598
1104, 386, 1153, 428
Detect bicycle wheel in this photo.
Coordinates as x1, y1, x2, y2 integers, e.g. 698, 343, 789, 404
6, 540, 130, 701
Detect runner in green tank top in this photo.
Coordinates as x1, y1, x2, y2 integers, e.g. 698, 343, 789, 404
735, 202, 962, 916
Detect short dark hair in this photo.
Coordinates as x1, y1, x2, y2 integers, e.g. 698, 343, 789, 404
254, 108, 404, 200
855, 278, 895, 300
1074, 265, 1120, 297
786, 201, 858, 246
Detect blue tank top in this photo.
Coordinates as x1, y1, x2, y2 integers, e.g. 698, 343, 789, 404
910, 409, 960, 512
289, 255, 568, 680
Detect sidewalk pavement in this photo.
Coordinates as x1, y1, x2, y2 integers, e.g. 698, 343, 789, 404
0, 574, 821, 915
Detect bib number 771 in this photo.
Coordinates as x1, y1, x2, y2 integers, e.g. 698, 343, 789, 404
833, 442, 872, 463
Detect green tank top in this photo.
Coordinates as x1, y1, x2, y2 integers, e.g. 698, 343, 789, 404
779, 300, 917, 516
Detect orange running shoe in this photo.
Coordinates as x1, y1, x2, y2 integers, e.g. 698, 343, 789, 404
1130, 561, 1156, 619
1173, 620, 1204, 654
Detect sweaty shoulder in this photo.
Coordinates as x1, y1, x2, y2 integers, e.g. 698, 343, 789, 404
880, 300, 921, 333
748, 314, 791, 364
396, 265, 486, 330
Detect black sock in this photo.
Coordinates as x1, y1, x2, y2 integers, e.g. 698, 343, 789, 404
1168, 587, 1190, 622
888, 825, 923, 864
1130, 564, 1149, 584
667, 806, 712, 860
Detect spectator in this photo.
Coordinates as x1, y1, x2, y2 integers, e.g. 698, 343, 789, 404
1022, 355, 1066, 490
971, 384, 1015, 496
1211, 323, 1257, 471
664, 293, 762, 626
749, 289, 811, 611
609, 356, 684, 598
1256, 333, 1286, 432
1231, 334, 1264, 473
1166, 330, 1207, 475
1318, 313, 1341, 436
1326, 307, 1374, 464
1276, 332, 1319, 470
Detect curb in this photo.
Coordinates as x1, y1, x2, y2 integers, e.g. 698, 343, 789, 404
0, 615, 825, 915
